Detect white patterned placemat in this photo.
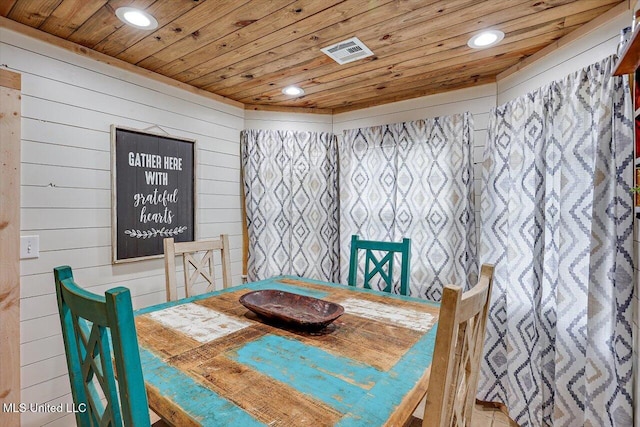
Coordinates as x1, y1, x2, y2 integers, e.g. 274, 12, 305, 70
340, 298, 435, 332
147, 303, 251, 343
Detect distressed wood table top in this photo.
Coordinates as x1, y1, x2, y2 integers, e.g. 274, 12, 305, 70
135, 276, 440, 427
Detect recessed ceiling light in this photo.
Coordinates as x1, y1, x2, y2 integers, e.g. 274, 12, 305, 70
467, 30, 504, 49
282, 86, 304, 96
115, 7, 158, 30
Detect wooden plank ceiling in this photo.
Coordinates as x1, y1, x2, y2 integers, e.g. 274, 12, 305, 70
1, 0, 625, 113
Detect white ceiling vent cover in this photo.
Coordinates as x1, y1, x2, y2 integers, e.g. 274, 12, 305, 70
321, 37, 374, 65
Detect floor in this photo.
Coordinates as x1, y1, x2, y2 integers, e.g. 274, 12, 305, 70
407, 403, 519, 427
469, 404, 519, 427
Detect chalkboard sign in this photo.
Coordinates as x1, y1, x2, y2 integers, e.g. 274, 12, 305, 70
111, 125, 196, 263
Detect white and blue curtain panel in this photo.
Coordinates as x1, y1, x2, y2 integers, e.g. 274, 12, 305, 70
241, 129, 339, 282
339, 113, 478, 299
478, 56, 634, 427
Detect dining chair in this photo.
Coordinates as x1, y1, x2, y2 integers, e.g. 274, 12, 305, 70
422, 264, 495, 427
163, 235, 232, 301
348, 234, 411, 295
54, 265, 151, 427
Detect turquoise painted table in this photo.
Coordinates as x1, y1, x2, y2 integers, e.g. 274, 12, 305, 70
135, 276, 440, 426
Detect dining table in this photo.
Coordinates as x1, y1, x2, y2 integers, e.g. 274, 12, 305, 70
134, 275, 441, 426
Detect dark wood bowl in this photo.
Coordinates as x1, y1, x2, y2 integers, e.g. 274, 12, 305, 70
239, 290, 344, 330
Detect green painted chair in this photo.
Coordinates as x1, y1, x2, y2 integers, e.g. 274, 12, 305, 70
348, 235, 411, 295
54, 266, 151, 427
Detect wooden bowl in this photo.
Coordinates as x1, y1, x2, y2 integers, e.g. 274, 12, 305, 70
239, 290, 344, 330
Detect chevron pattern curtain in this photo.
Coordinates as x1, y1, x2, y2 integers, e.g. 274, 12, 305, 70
339, 113, 478, 299
241, 130, 339, 282
478, 56, 634, 426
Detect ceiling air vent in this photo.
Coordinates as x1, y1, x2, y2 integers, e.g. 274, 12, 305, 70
321, 37, 374, 65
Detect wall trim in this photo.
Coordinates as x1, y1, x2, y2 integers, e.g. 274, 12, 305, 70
0, 69, 20, 90
0, 67, 21, 427
244, 104, 333, 115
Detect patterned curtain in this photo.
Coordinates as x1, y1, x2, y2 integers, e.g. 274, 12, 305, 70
478, 56, 634, 426
339, 113, 478, 299
241, 129, 339, 282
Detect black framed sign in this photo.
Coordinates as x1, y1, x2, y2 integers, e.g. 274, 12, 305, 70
111, 125, 196, 263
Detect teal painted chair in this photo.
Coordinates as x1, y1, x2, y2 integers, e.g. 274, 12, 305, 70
348, 235, 411, 295
54, 266, 151, 427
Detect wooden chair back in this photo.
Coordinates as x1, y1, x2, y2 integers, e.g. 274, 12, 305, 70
54, 266, 151, 427
423, 264, 494, 427
348, 234, 411, 295
163, 235, 232, 301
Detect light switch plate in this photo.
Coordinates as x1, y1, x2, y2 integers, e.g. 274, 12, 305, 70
20, 235, 39, 259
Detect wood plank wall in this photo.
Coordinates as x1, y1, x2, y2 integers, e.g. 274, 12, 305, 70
0, 68, 21, 427
0, 26, 244, 426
